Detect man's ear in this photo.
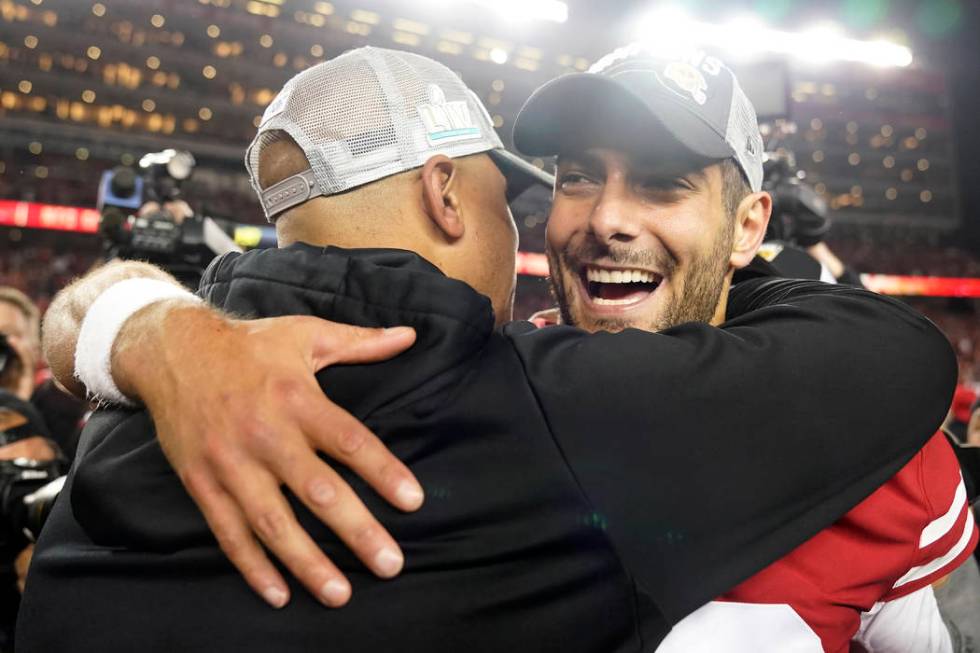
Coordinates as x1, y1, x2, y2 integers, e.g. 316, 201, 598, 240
421, 155, 464, 240
730, 191, 772, 270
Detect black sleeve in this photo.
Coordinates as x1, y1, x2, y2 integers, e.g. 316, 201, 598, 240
506, 277, 958, 623
69, 410, 211, 551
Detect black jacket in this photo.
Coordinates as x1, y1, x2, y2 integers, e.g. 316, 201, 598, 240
17, 244, 957, 652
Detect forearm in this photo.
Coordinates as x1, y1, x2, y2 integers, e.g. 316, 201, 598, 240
111, 302, 232, 407
513, 278, 958, 619
42, 260, 188, 400
806, 242, 846, 279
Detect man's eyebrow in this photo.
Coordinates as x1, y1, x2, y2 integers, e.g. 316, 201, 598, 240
556, 151, 602, 171
633, 161, 708, 183
682, 167, 708, 182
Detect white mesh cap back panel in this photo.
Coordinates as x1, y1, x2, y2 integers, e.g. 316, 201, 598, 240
724, 77, 764, 192
245, 46, 504, 220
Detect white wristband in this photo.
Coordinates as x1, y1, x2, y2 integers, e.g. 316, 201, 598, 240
74, 278, 202, 406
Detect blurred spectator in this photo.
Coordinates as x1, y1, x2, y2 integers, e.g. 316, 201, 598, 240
0, 288, 40, 401
968, 397, 980, 447
0, 367, 60, 653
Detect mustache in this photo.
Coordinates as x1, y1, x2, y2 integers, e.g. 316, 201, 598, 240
553, 239, 678, 277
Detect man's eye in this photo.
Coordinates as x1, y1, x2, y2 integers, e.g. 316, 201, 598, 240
642, 177, 689, 190
637, 178, 693, 196
557, 173, 596, 193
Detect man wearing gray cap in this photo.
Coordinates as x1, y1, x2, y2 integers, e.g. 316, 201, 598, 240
19, 46, 956, 651
514, 45, 973, 651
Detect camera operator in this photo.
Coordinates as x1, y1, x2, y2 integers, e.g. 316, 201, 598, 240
136, 198, 194, 227
757, 152, 866, 288
0, 288, 66, 652
97, 150, 241, 290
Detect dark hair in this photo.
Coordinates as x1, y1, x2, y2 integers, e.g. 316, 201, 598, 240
721, 158, 751, 220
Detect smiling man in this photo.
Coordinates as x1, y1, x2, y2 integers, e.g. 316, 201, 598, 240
18, 47, 961, 652
513, 45, 975, 651
547, 152, 745, 330
515, 46, 763, 335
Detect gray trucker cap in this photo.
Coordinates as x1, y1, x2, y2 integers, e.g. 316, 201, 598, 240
247, 46, 551, 221
514, 44, 765, 191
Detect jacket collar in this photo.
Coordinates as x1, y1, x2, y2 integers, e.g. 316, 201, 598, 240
198, 243, 495, 419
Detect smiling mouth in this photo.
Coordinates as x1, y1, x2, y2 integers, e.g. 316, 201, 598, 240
580, 265, 663, 307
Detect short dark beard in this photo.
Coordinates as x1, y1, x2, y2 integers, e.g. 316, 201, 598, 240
547, 220, 734, 333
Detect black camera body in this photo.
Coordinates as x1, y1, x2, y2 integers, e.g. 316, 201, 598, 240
0, 458, 64, 554
97, 149, 240, 287
0, 392, 66, 557
763, 153, 830, 247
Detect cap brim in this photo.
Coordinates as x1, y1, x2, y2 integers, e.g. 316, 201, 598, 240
513, 73, 734, 161
488, 149, 555, 202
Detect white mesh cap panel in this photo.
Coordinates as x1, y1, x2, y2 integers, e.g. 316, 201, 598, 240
245, 46, 503, 220
724, 78, 764, 192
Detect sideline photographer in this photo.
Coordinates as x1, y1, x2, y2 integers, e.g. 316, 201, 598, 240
0, 289, 40, 403
98, 149, 240, 289
758, 151, 864, 286
0, 289, 66, 652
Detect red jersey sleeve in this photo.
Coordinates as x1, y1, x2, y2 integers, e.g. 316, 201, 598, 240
881, 433, 978, 599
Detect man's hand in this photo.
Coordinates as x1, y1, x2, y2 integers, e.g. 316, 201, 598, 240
43, 261, 425, 609
114, 306, 423, 610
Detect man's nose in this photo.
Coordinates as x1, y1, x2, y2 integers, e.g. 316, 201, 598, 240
588, 185, 642, 245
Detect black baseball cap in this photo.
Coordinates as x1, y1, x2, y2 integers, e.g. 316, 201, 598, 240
514, 44, 765, 191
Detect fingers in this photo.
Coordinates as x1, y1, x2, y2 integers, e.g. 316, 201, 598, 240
256, 425, 408, 580
300, 319, 417, 369
192, 458, 355, 609
293, 388, 424, 513
182, 467, 292, 608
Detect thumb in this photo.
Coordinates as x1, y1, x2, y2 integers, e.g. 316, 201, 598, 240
306, 321, 416, 371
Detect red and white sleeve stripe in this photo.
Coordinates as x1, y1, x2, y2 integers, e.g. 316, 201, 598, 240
884, 473, 977, 600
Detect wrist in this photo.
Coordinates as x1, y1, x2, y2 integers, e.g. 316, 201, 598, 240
111, 300, 221, 405
74, 278, 202, 405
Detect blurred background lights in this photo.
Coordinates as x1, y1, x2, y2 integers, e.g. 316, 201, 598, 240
632, 8, 913, 68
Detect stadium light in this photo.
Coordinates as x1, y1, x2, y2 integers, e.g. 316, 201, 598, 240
489, 47, 509, 64
474, 0, 568, 23
416, 0, 568, 24
632, 9, 913, 68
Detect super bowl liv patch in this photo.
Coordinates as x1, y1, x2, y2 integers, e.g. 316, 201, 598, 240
417, 84, 482, 146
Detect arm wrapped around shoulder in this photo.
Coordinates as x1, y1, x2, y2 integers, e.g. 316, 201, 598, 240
508, 277, 958, 623
725, 276, 958, 445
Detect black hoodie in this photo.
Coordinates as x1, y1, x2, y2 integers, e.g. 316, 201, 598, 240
17, 244, 956, 652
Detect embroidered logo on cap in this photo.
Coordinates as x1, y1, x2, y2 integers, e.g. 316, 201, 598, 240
417, 84, 481, 146
661, 62, 708, 106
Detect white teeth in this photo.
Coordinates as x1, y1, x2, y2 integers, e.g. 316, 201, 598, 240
585, 267, 658, 284
593, 296, 644, 306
